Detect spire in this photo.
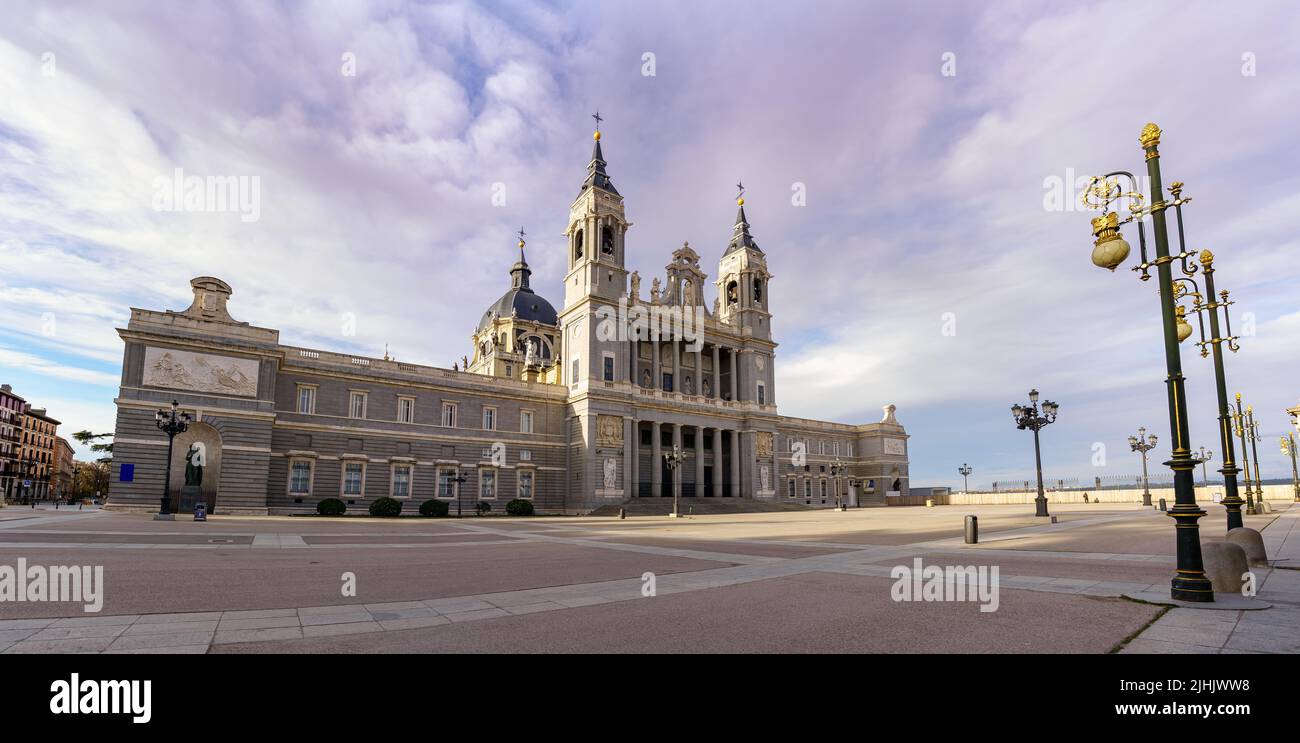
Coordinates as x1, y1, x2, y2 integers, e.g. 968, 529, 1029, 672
511, 227, 532, 290
580, 111, 619, 195
725, 182, 760, 254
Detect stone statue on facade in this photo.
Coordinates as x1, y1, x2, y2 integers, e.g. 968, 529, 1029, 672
185, 442, 205, 487
650, 277, 661, 304
603, 457, 617, 490
629, 271, 640, 302
524, 338, 538, 368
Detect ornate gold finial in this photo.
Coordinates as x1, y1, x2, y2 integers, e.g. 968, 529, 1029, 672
1090, 211, 1119, 237
1139, 123, 1162, 149
1236, 392, 1242, 401
1169, 181, 1184, 198
593, 130, 601, 141
1199, 249, 1214, 266
517, 226, 526, 249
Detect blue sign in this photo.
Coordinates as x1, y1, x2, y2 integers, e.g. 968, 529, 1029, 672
119, 463, 135, 482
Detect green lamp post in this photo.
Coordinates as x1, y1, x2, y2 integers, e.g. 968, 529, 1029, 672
1082, 123, 1212, 603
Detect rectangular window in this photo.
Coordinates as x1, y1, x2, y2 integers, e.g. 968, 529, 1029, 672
662, 373, 673, 392
437, 468, 457, 499
349, 391, 368, 419
441, 402, 457, 427
603, 355, 615, 382
392, 464, 412, 498
787, 479, 796, 498
480, 469, 497, 500
520, 450, 532, 461
571, 358, 580, 385
296, 386, 316, 414
520, 410, 534, 434
834, 440, 841, 456
820, 480, 828, 499
290, 461, 312, 494
804, 479, 812, 498
342, 462, 363, 496
482, 406, 497, 431
397, 397, 415, 424
757, 383, 766, 405
505, 364, 513, 377
518, 470, 534, 499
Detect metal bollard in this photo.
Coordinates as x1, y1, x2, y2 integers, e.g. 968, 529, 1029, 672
619, 507, 626, 520
1158, 498, 1167, 512
964, 515, 978, 544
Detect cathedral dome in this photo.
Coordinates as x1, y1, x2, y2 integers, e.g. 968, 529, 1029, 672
475, 238, 558, 333
476, 285, 557, 332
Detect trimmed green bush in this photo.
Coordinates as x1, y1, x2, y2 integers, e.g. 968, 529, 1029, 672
505, 498, 535, 517
316, 498, 346, 516
476, 500, 493, 516
369, 496, 403, 517
419, 499, 449, 517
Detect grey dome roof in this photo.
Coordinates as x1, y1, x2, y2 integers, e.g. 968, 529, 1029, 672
477, 286, 557, 332
476, 246, 558, 333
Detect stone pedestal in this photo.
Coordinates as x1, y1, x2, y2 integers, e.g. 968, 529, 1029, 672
178, 485, 203, 513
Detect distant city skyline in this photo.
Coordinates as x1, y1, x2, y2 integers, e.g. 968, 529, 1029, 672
1, 1, 1298, 489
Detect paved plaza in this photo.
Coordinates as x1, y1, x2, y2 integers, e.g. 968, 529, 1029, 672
0, 501, 1296, 653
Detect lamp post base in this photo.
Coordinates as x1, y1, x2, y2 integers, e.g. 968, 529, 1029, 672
1034, 496, 1049, 518
1142, 491, 1152, 507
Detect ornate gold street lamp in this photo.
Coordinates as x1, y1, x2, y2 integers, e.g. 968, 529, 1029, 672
1082, 123, 1212, 602
1232, 395, 1259, 514
1280, 432, 1299, 503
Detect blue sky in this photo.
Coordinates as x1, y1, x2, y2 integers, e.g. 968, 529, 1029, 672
1, 0, 1299, 488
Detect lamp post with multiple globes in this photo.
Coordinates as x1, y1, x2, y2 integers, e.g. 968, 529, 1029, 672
1081, 123, 1212, 602
1010, 390, 1058, 518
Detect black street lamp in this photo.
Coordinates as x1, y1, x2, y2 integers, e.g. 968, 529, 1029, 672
1128, 427, 1158, 507
154, 400, 192, 521
1195, 447, 1214, 488
1010, 389, 1058, 518
1082, 123, 1212, 602
453, 471, 468, 517
830, 458, 847, 510
958, 463, 972, 493
663, 445, 684, 517
1231, 395, 1258, 515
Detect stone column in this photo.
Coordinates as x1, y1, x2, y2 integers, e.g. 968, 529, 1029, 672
672, 340, 680, 394
650, 421, 661, 497
712, 345, 721, 399
695, 425, 705, 498
729, 348, 738, 401
652, 338, 660, 390
626, 417, 637, 501
672, 423, 683, 502
695, 346, 703, 397
712, 428, 723, 497
730, 429, 741, 498
628, 338, 635, 384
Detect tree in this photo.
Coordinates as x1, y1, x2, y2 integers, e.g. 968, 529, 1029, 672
72, 460, 110, 500
71, 430, 114, 459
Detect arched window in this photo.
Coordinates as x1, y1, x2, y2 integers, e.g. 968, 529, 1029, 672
753, 278, 763, 304
574, 229, 584, 260
600, 225, 615, 254
726, 280, 738, 306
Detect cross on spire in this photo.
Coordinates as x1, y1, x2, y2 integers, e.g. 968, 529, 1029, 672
517, 226, 526, 245
592, 110, 603, 132
736, 181, 745, 199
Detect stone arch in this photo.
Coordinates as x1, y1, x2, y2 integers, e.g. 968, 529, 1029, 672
167, 421, 223, 514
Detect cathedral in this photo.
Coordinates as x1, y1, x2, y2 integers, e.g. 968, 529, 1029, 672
107, 126, 909, 515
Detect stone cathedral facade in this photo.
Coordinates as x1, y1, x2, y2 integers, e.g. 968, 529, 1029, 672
107, 129, 909, 515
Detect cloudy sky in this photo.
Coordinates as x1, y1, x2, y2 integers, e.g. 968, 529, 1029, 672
2, 0, 1298, 488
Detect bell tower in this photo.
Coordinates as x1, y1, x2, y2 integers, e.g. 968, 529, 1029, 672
563, 113, 631, 309
715, 185, 772, 341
